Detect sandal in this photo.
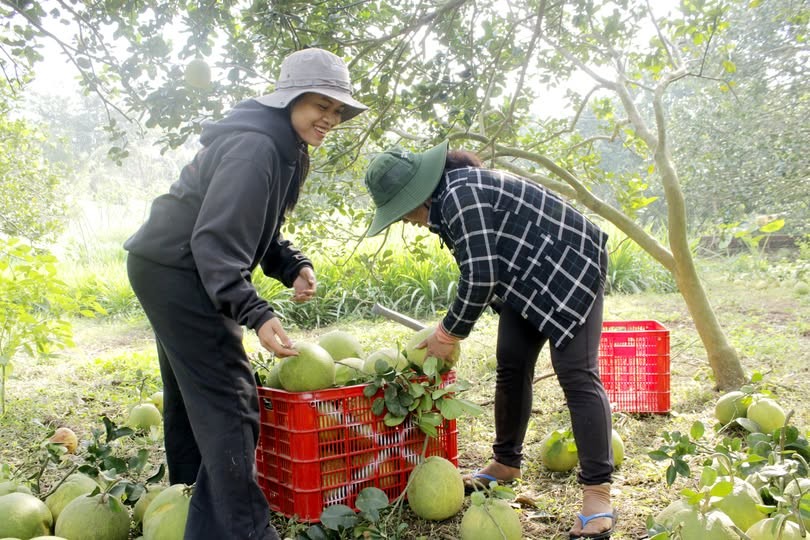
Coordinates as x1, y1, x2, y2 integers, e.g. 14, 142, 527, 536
568, 510, 617, 539
462, 462, 520, 493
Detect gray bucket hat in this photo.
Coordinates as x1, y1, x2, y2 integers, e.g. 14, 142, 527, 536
255, 48, 368, 122
364, 140, 449, 237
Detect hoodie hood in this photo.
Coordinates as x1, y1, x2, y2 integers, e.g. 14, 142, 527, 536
200, 99, 302, 163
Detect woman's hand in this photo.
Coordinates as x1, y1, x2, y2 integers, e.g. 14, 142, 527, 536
417, 329, 459, 362
257, 318, 297, 357
292, 266, 317, 302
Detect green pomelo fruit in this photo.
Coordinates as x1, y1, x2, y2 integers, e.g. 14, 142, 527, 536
460, 498, 522, 540
747, 397, 787, 435
709, 476, 767, 531
746, 517, 804, 540
142, 484, 192, 540
0, 492, 53, 539
784, 478, 810, 529
363, 348, 408, 375
318, 330, 364, 361
715, 390, 749, 425
539, 429, 578, 473
654, 498, 692, 528
149, 392, 164, 414
278, 342, 335, 392
407, 456, 464, 521
0, 480, 31, 496
260, 362, 283, 389
55, 493, 129, 540
611, 429, 625, 468
184, 59, 211, 89
134, 485, 167, 525
334, 357, 367, 386
669, 507, 739, 540
404, 327, 460, 373
128, 403, 162, 431
45, 473, 99, 522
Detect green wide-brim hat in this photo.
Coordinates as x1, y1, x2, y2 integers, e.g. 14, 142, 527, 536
364, 140, 449, 237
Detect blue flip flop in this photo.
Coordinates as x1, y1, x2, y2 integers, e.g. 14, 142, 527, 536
462, 471, 512, 493
568, 510, 617, 539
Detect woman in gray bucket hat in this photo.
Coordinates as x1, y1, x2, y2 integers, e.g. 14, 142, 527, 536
365, 142, 615, 539
124, 48, 366, 540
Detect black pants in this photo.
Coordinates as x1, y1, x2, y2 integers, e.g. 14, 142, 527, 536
127, 254, 279, 540
493, 267, 613, 485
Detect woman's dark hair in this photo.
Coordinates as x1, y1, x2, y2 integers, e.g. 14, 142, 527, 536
444, 149, 483, 171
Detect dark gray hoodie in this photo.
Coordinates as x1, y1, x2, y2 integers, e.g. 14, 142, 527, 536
124, 99, 312, 331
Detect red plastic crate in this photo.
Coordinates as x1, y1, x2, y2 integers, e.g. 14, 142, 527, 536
255, 372, 458, 522
598, 321, 670, 413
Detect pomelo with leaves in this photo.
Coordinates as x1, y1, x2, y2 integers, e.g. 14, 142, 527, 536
128, 403, 162, 431
318, 330, 364, 361
709, 476, 768, 531
278, 342, 335, 392
406, 456, 464, 520
0, 492, 53, 539
45, 472, 99, 522
334, 357, 367, 386
460, 492, 522, 540
539, 429, 578, 473
142, 483, 193, 540
404, 327, 459, 374
746, 517, 804, 540
363, 348, 408, 375
746, 397, 787, 435
714, 390, 750, 425
55, 492, 130, 540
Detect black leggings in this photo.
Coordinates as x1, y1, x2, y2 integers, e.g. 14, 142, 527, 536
127, 253, 279, 540
493, 286, 613, 485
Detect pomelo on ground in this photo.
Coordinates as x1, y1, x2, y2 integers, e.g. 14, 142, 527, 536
45, 472, 99, 522
406, 456, 464, 520
714, 390, 750, 425
334, 357, 367, 386
134, 485, 167, 525
142, 483, 192, 540
318, 330, 364, 361
784, 478, 810, 528
539, 429, 578, 473
149, 392, 164, 414
746, 517, 804, 540
611, 429, 625, 468
747, 397, 787, 435
55, 493, 129, 540
709, 476, 767, 531
278, 342, 335, 392
0, 480, 32, 496
460, 497, 522, 540
127, 403, 162, 431
654, 498, 692, 528
0, 492, 53, 538
363, 348, 408, 375
404, 327, 459, 373
667, 507, 739, 540
49, 427, 79, 454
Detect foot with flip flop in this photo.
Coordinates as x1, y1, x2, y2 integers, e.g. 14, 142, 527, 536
463, 463, 616, 539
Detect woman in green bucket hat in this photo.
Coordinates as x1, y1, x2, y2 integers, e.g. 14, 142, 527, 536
364, 142, 616, 540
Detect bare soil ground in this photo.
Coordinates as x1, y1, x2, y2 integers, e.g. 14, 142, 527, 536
2, 259, 808, 539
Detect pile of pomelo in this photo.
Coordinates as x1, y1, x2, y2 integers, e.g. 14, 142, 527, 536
0, 475, 191, 540
259, 327, 460, 393
651, 389, 807, 539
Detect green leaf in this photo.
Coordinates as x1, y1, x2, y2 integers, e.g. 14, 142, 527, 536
355, 487, 389, 522
320, 504, 358, 530
709, 480, 733, 498
759, 218, 785, 233
722, 60, 737, 73
690, 421, 705, 440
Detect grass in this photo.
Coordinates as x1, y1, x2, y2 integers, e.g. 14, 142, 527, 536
2, 250, 809, 538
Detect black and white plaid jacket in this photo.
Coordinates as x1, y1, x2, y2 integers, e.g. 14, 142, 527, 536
428, 167, 608, 349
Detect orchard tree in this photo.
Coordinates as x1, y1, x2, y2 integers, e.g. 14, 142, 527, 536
6, 0, 806, 389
